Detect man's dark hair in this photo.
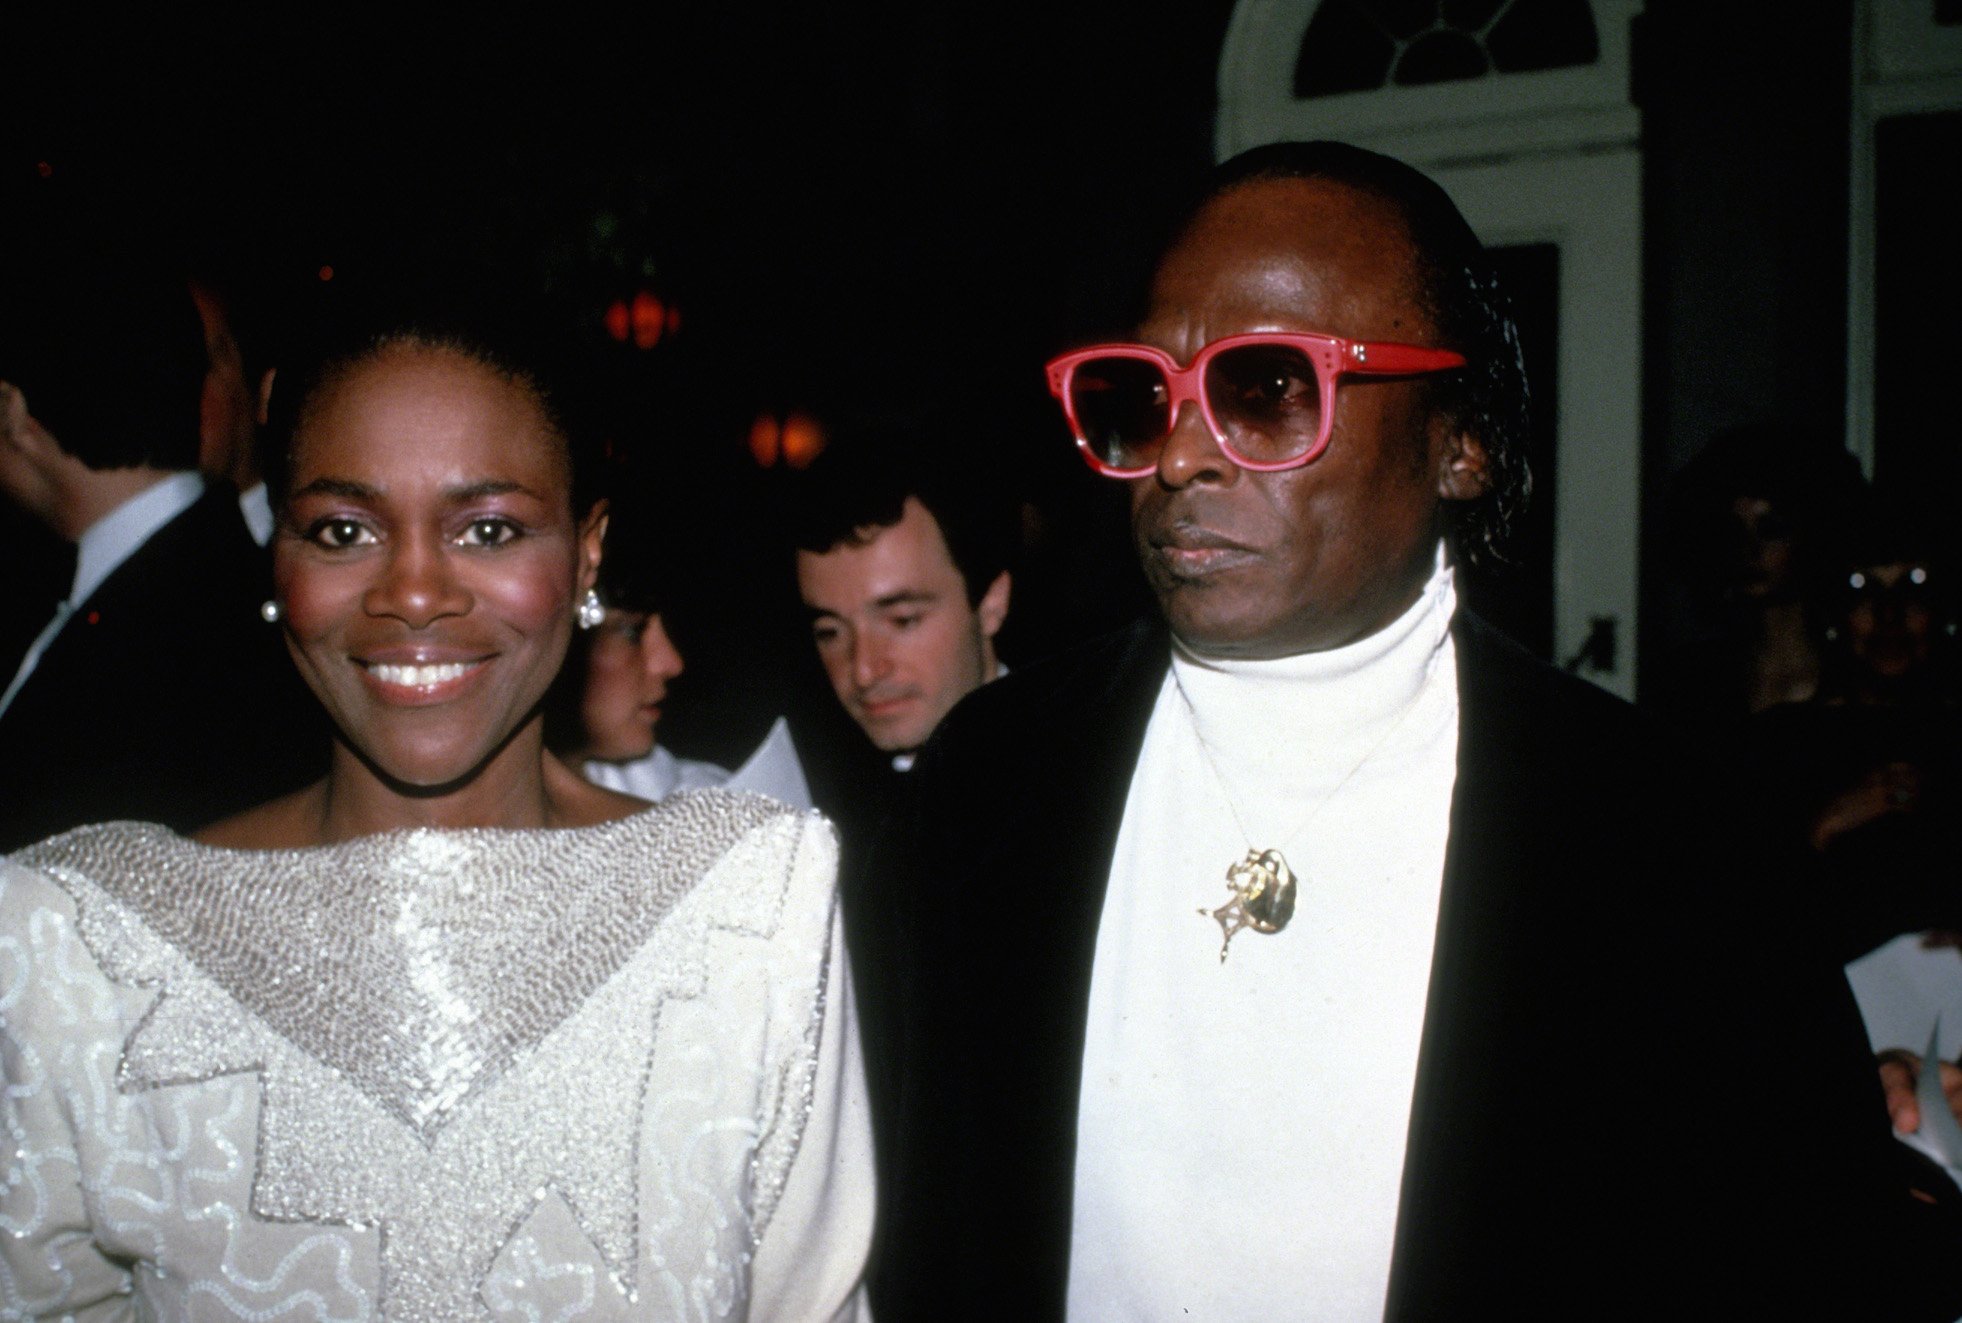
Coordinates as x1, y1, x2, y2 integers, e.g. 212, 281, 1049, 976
0, 250, 207, 472
786, 425, 1014, 607
261, 269, 607, 518
1188, 141, 1533, 566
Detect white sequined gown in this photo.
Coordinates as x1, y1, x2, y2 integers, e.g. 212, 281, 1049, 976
0, 792, 873, 1321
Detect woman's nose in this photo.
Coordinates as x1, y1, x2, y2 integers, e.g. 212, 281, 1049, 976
365, 537, 471, 627
642, 614, 685, 680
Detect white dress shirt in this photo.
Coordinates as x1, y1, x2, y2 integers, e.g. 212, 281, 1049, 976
239, 480, 275, 546
583, 717, 813, 810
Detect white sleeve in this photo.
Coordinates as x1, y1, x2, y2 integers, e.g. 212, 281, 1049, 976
747, 896, 876, 1322
0, 861, 140, 1320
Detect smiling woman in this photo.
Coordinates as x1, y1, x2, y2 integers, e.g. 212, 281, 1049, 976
270, 343, 608, 821
0, 280, 872, 1320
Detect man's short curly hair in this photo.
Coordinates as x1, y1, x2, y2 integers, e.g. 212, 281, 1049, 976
1184, 141, 1533, 566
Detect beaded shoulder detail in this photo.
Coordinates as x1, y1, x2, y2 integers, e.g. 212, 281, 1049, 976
18, 792, 786, 1142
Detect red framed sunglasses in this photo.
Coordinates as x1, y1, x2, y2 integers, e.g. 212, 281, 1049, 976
1045, 331, 1467, 478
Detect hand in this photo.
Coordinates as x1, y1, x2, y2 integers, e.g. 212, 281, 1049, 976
1877, 1048, 1962, 1135
1810, 761, 1922, 852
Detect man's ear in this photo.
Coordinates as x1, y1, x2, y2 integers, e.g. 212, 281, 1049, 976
976, 570, 1011, 639
0, 381, 26, 448
0, 382, 56, 460
256, 367, 277, 427
1434, 418, 1492, 503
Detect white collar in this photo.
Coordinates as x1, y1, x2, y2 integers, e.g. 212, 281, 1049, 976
71, 471, 206, 607
1170, 543, 1456, 758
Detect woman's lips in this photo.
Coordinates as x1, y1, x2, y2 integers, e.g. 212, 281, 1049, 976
356, 656, 491, 703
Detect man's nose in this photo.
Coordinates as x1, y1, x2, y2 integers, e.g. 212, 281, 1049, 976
852, 634, 891, 689
1154, 399, 1236, 488
365, 538, 471, 627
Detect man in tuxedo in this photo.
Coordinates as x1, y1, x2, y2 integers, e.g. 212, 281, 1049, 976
0, 256, 319, 850
870, 142, 1958, 1318
786, 434, 1015, 904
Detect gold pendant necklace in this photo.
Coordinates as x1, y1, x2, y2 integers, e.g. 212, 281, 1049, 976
1204, 847, 1299, 957
1177, 663, 1434, 963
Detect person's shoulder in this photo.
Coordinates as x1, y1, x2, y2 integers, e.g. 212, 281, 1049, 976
0, 844, 79, 927
1453, 610, 1647, 749
936, 618, 1165, 746
657, 792, 841, 965
636, 788, 836, 891
1, 821, 180, 947
10, 819, 183, 872
115, 481, 261, 577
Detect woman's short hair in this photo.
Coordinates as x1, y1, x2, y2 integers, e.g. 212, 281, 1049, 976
260, 271, 607, 517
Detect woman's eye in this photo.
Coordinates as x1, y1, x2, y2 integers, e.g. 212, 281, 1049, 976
308, 518, 373, 549
459, 518, 520, 547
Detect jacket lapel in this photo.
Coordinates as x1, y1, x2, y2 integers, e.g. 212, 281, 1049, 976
1385, 613, 1558, 1314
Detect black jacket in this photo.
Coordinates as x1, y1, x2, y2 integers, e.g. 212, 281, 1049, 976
864, 613, 1961, 1320
0, 486, 323, 850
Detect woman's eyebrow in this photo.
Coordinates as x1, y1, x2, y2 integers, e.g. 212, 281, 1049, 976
288, 476, 377, 501
444, 479, 542, 502
288, 478, 545, 503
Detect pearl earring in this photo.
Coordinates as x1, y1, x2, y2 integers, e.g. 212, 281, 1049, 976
576, 589, 606, 631
260, 600, 283, 623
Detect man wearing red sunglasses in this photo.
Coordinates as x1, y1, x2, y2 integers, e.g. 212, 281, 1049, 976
868, 141, 1957, 1320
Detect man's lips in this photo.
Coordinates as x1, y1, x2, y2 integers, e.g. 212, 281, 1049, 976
855, 692, 918, 721
1148, 526, 1257, 576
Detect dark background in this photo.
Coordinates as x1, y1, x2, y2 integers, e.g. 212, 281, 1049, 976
3, 1, 1943, 765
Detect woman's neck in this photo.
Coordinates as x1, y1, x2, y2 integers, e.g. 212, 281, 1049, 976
197, 721, 638, 848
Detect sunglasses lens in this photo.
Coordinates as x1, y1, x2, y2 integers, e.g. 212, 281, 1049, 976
1204, 343, 1324, 464
1067, 357, 1170, 471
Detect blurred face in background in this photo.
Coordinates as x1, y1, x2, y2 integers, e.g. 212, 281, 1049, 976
579, 608, 686, 762
797, 496, 1010, 754
1723, 494, 1802, 604
1843, 560, 1937, 683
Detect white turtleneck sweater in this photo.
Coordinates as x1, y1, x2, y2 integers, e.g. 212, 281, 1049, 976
1068, 549, 1460, 1321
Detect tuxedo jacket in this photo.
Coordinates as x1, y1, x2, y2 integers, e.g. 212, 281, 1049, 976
863, 613, 1961, 1320
0, 487, 323, 851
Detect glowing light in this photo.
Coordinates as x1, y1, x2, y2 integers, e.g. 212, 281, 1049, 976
781, 412, 826, 469
748, 414, 781, 467
603, 299, 630, 342
36, 161, 54, 178
318, 265, 335, 282
630, 291, 665, 349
